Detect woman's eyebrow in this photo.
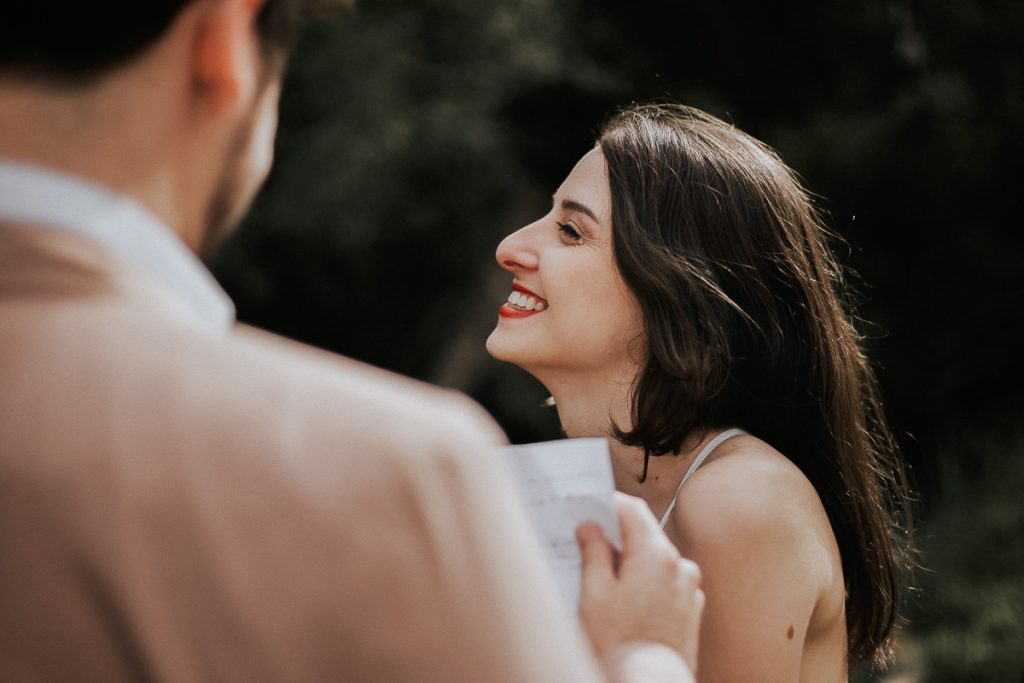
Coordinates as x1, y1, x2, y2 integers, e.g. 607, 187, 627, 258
558, 198, 600, 224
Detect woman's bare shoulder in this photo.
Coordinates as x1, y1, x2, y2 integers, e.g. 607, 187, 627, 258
663, 435, 847, 680
668, 435, 840, 586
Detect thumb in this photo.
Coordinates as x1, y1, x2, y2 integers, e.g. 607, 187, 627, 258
577, 522, 615, 594
614, 492, 661, 558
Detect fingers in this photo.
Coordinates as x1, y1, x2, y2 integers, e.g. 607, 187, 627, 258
614, 491, 666, 558
577, 522, 615, 595
676, 560, 705, 671
577, 502, 706, 667
677, 557, 702, 588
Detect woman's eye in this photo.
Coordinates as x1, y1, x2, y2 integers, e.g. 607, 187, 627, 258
557, 222, 583, 242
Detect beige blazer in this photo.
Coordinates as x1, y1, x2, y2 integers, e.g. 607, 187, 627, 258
0, 223, 600, 681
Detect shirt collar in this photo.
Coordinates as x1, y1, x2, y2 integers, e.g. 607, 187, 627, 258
0, 160, 235, 332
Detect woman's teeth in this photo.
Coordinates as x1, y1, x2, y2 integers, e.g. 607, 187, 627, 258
507, 291, 547, 311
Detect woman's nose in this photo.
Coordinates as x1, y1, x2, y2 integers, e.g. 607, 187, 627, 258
495, 224, 540, 272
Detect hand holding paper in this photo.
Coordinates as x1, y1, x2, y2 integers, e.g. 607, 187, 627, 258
578, 493, 703, 672
501, 438, 704, 678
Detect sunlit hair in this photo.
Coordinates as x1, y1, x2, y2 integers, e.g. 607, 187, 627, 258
598, 103, 911, 666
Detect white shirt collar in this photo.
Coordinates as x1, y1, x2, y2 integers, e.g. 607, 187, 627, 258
0, 160, 235, 332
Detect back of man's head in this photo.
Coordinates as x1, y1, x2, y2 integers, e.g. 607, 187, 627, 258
1, 0, 348, 85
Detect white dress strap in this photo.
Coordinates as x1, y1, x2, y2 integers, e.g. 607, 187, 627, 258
658, 428, 747, 529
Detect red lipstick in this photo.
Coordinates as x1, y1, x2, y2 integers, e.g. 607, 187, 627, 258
512, 282, 545, 301
499, 281, 548, 318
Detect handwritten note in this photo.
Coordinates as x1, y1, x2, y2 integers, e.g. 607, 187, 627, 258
500, 438, 621, 614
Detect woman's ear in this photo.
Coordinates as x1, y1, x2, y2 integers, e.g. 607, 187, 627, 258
191, 0, 266, 114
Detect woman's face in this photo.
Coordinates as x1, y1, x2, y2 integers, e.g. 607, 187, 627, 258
486, 147, 644, 379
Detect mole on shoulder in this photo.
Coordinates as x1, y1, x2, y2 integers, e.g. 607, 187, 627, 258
787, 625, 795, 639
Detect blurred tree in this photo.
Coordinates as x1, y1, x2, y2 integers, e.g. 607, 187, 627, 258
215, 0, 605, 440
214, 0, 1024, 457
211, 0, 1024, 676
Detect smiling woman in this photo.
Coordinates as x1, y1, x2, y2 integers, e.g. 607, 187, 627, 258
487, 103, 911, 682
487, 147, 645, 393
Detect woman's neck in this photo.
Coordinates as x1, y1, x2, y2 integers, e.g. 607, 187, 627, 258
540, 367, 711, 515
546, 373, 644, 490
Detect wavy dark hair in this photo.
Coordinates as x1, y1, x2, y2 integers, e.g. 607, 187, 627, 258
0, 0, 351, 84
598, 103, 910, 666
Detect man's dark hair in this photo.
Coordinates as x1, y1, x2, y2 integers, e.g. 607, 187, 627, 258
1, 1, 349, 85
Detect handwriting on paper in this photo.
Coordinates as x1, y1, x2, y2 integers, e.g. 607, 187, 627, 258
500, 438, 621, 614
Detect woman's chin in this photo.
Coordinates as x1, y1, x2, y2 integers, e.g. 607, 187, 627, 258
485, 331, 538, 370
485, 331, 517, 363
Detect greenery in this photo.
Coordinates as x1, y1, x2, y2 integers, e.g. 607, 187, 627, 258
211, 1, 1024, 678
908, 431, 1024, 682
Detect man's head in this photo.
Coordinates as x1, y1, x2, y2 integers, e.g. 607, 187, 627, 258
1, 1, 312, 86
0, 0, 349, 257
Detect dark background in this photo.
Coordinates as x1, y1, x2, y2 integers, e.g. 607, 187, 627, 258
211, 1, 1024, 678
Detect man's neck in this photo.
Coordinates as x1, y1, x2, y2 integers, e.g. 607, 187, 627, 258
6, 76, 199, 233
0, 8, 222, 256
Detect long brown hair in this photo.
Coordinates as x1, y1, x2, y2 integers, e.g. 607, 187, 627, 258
598, 103, 911, 666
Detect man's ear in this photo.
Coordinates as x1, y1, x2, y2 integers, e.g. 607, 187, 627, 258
192, 0, 266, 114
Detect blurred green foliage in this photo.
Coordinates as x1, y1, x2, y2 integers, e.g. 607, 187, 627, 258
211, 1, 1024, 677
910, 432, 1024, 681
